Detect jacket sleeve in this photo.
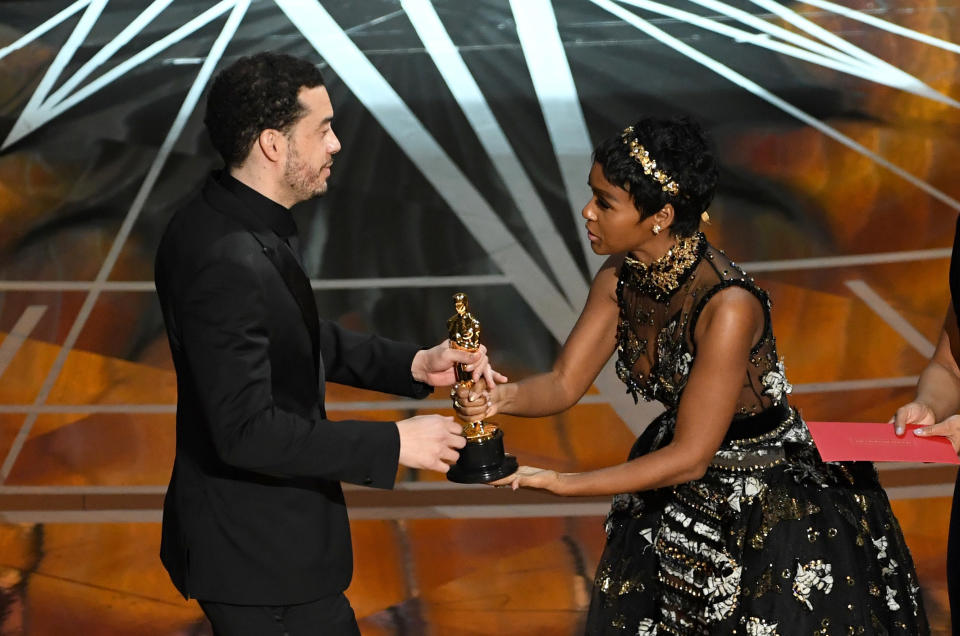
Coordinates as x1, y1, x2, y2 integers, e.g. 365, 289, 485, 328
318, 321, 433, 399
176, 254, 400, 488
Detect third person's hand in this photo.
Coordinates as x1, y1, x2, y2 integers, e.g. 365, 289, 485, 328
913, 414, 960, 454
891, 401, 936, 435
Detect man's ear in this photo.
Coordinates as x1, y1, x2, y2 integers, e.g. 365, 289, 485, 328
257, 129, 286, 163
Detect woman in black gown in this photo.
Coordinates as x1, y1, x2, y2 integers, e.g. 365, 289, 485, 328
457, 116, 929, 634
893, 218, 960, 634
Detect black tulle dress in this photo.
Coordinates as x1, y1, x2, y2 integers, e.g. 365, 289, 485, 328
585, 234, 929, 635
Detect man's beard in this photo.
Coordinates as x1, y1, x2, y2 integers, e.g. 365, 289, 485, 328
283, 143, 327, 203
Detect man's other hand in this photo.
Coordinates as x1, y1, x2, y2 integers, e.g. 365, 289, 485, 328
396, 415, 466, 473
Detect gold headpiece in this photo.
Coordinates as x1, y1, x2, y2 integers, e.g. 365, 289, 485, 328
621, 126, 680, 196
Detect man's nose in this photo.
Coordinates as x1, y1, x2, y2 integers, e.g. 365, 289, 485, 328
329, 129, 342, 154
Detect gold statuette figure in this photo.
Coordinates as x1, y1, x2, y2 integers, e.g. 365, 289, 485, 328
448, 293, 495, 440
445, 292, 517, 483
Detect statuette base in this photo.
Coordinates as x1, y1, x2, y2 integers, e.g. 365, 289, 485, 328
447, 428, 518, 484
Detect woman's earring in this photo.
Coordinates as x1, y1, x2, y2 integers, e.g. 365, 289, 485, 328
652, 224, 662, 235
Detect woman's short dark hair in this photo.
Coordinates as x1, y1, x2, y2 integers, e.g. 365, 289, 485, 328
204, 52, 326, 167
592, 116, 719, 237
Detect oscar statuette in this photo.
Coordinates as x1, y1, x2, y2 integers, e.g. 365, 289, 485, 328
445, 293, 518, 484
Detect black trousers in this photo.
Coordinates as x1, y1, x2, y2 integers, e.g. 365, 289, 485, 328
199, 593, 360, 636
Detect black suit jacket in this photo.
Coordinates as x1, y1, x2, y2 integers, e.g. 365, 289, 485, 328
155, 173, 431, 604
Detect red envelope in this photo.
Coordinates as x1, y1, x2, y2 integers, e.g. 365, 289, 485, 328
806, 421, 960, 464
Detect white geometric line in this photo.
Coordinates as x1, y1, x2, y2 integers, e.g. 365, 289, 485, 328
510, 0, 604, 275
0, 281, 143, 291
885, 484, 956, 500
0, 482, 476, 494
0, 404, 177, 414
746, 0, 881, 67
0, 275, 512, 292
2, 0, 108, 148
0, 485, 167, 495
746, 0, 958, 108
845, 279, 936, 359
343, 9, 405, 35
274, 0, 578, 343
0, 248, 951, 292
329, 394, 613, 411
682, 0, 875, 70
790, 376, 919, 394
41, 1, 238, 130
3, 463, 952, 496
6, 492, 954, 522
743, 248, 952, 273
0, 394, 613, 414
402, 0, 586, 309
8, 491, 952, 523
0, 504, 614, 523
0, 0, 91, 61
45, 0, 174, 109
877, 462, 949, 472
0, 0, 250, 483
801, 0, 960, 56
619, 0, 920, 88
591, 0, 960, 211
0, 376, 923, 414
0, 306, 47, 380
0, 493, 948, 521
308, 275, 511, 289
0, 511, 164, 523
349, 502, 612, 519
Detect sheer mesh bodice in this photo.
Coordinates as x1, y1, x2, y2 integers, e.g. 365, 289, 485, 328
615, 233, 789, 415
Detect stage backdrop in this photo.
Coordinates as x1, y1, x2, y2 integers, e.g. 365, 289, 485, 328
1, 1, 959, 634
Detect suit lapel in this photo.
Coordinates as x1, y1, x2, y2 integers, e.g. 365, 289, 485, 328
203, 177, 322, 379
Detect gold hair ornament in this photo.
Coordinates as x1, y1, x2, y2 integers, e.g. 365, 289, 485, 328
621, 126, 680, 196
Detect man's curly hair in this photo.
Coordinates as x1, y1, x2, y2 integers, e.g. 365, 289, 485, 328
592, 116, 719, 237
205, 52, 326, 167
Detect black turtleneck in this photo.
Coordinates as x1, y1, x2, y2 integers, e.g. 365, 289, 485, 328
220, 172, 303, 264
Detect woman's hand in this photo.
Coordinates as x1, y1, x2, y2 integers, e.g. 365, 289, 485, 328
490, 466, 561, 492
453, 378, 506, 422
913, 414, 960, 453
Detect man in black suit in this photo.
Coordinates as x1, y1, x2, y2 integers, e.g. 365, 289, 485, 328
154, 52, 503, 635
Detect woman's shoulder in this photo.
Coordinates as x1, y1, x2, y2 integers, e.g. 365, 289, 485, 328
695, 242, 768, 295
686, 242, 772, 341
592, 253, 629, 291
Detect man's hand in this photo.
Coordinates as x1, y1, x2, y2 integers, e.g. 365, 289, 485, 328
411, 339, 508, 388
396, 415, 466, 473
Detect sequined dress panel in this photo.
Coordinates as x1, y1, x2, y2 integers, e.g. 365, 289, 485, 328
586, 235, 929, 635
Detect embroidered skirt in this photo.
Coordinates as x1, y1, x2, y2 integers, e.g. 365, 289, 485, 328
585, 406, 929, 635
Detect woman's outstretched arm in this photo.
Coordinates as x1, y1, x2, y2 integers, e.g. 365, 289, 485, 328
457, 256, 622, 420
495, 285, 765, 496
